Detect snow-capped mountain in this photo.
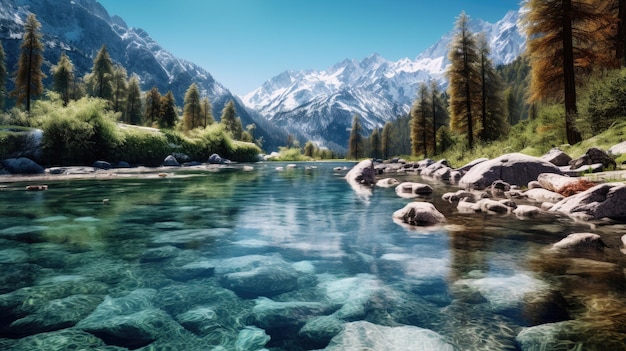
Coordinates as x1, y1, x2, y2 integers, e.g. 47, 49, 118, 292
0, 0, 287, 150
243, 10, 526, 151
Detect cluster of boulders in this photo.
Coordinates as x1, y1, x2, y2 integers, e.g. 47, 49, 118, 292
0, 153, 234, 176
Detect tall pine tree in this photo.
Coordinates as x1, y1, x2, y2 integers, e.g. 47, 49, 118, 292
0, 40, 7, 111
201, 96, 214, 127
126, 76, 142, 125
11, 13, 45, 113
87, 45, 114, 100
381, 121, 392, 160
347, 114, 364, 159
477, 34, 508, 141
52, 52, 74, 106
111, 65, 128, 118
182, 83, 201, 131
144, 86, 162, 126
159, 90, 178, 129
410, 83, 433, 157
447, 12, 480, 149
523, 0, 606, 144
220, 100, 243, 140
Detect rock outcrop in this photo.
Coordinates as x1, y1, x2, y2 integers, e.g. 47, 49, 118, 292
549, 183, 626, 220
392, 202, 445, 226
459, 153, 562, 190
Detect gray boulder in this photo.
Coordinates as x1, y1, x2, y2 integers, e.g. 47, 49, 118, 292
420, 159, 449, 177
395, 182, 433, 198
540, 148, 572, 167
392, 202, 445, 226
163, 155, 180, 167
549, 183, 626, 220
551, 233, 606, 251
456, 157, 489, 172
345, 159, 376, 186
1, 157, 44, 174
208, 153, 224, 164
609, 141, 626, 155
376, 178, 399, 188
92, 160, 112, 170
459, 153, 562, 190
537, 173, 579, 193
252, 298, 332, 329
524, 188, 565, 203
569, 147, 616, 171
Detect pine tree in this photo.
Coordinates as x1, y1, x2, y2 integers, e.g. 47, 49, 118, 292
347, 114, 364, 159
220, 100, 243, 139
126, 76, 142, 125
411, 82, 433, 157
182, 83, 201, 131
369, 127, 381, 159
11, 13, 45, 113
87, 45, 114, 100
0, 40, 7, 111
52, 52, 74, 106
523, 0, 606, 144
447, 12, 480, 149
303, 141, 316, 158
429, 80, 444, 153
381, 121, 392, 160
159, 90, 178, 128
144, 86, 162, 126
200, 97, 214, 127
477, 34, 509, 141
111, 65, 128, 117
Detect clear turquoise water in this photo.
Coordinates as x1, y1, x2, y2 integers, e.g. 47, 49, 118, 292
0, 162, 625, 350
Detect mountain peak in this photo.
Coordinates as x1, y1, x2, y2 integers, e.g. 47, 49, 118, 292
243, 8, 526, 151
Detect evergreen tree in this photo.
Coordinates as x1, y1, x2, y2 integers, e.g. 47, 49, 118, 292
220, 100, 243, 139
381, 121, 392, 160
111, 65, 128, 117
523, 0, 606, 144
369, 127, 381, 159
126, 76, 142, 125
242, 123, 256, 143
11, 13, 45, 113
52, 52, 74, 106
447, 12, 480, 149
87, 45, 114, 100
411, 82, 433, 157
477, 34, 509, 141
0, 40, 6, 111
429, 80, 444, 153
303, 141, 316, 158
200, 96, 214, 127
182, 83, 201, 131
347, 114, 364, 159
144, 86, 162, 126
159, 90, 178, 128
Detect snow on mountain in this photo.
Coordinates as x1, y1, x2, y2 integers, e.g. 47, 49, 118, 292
243, 10, 526, 151
0, 0, 287, 150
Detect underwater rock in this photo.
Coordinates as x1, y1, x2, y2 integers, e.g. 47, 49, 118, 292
298, 315, 344, 345
0, 248, 29, 264
252, 297, 332, 329
7, 294, 103, 336
0, 225, 49, 243
318, 274, 384, 320
215, 254, 299, 297
139, 245, 182, 263
235, 326, 270, 351
513, 205, 542, 218
392, 202, 445, 226
395, 182, 433, 198
459, 153, 562, 190
551, 233, 606, 252
152, 228, 232, 247
7, 329, 117, 351
516, 320, 626, 351
549, 183, 626, 220
323, 321, 455, 351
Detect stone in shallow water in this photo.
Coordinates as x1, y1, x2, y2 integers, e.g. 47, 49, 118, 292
7, 329, 118, 351
0, 248, 29, 263
235, 326, 270, 351
516, 320, 626, 351
323, 321, 455, 351
7, 294, 103, 336
252, 297, 333, 329
298, 315, 344, 345
139, 245, 182, 262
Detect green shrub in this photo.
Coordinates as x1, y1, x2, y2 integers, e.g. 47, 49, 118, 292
115, 127, 170, 166
579, 68, 626, 135
38, 98, 121, 166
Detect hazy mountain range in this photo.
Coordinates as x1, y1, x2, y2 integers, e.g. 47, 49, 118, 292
0, 0, 526, 152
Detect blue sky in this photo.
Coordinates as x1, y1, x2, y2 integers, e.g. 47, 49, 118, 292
98, 0, 521, 95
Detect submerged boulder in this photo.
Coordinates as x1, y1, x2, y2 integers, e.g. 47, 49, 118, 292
392, 202, 445, 226
395, 182, 433, 198
458, 153, 562, 190
549, 183, 626, 220
323, 321, 455, 351
551, 233, 606, 252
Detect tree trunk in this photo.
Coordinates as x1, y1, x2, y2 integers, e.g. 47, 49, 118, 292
463, 45, 474, 150
562, 0, 582, 145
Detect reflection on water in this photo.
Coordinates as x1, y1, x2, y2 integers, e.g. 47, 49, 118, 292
0, 162, 625, 350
